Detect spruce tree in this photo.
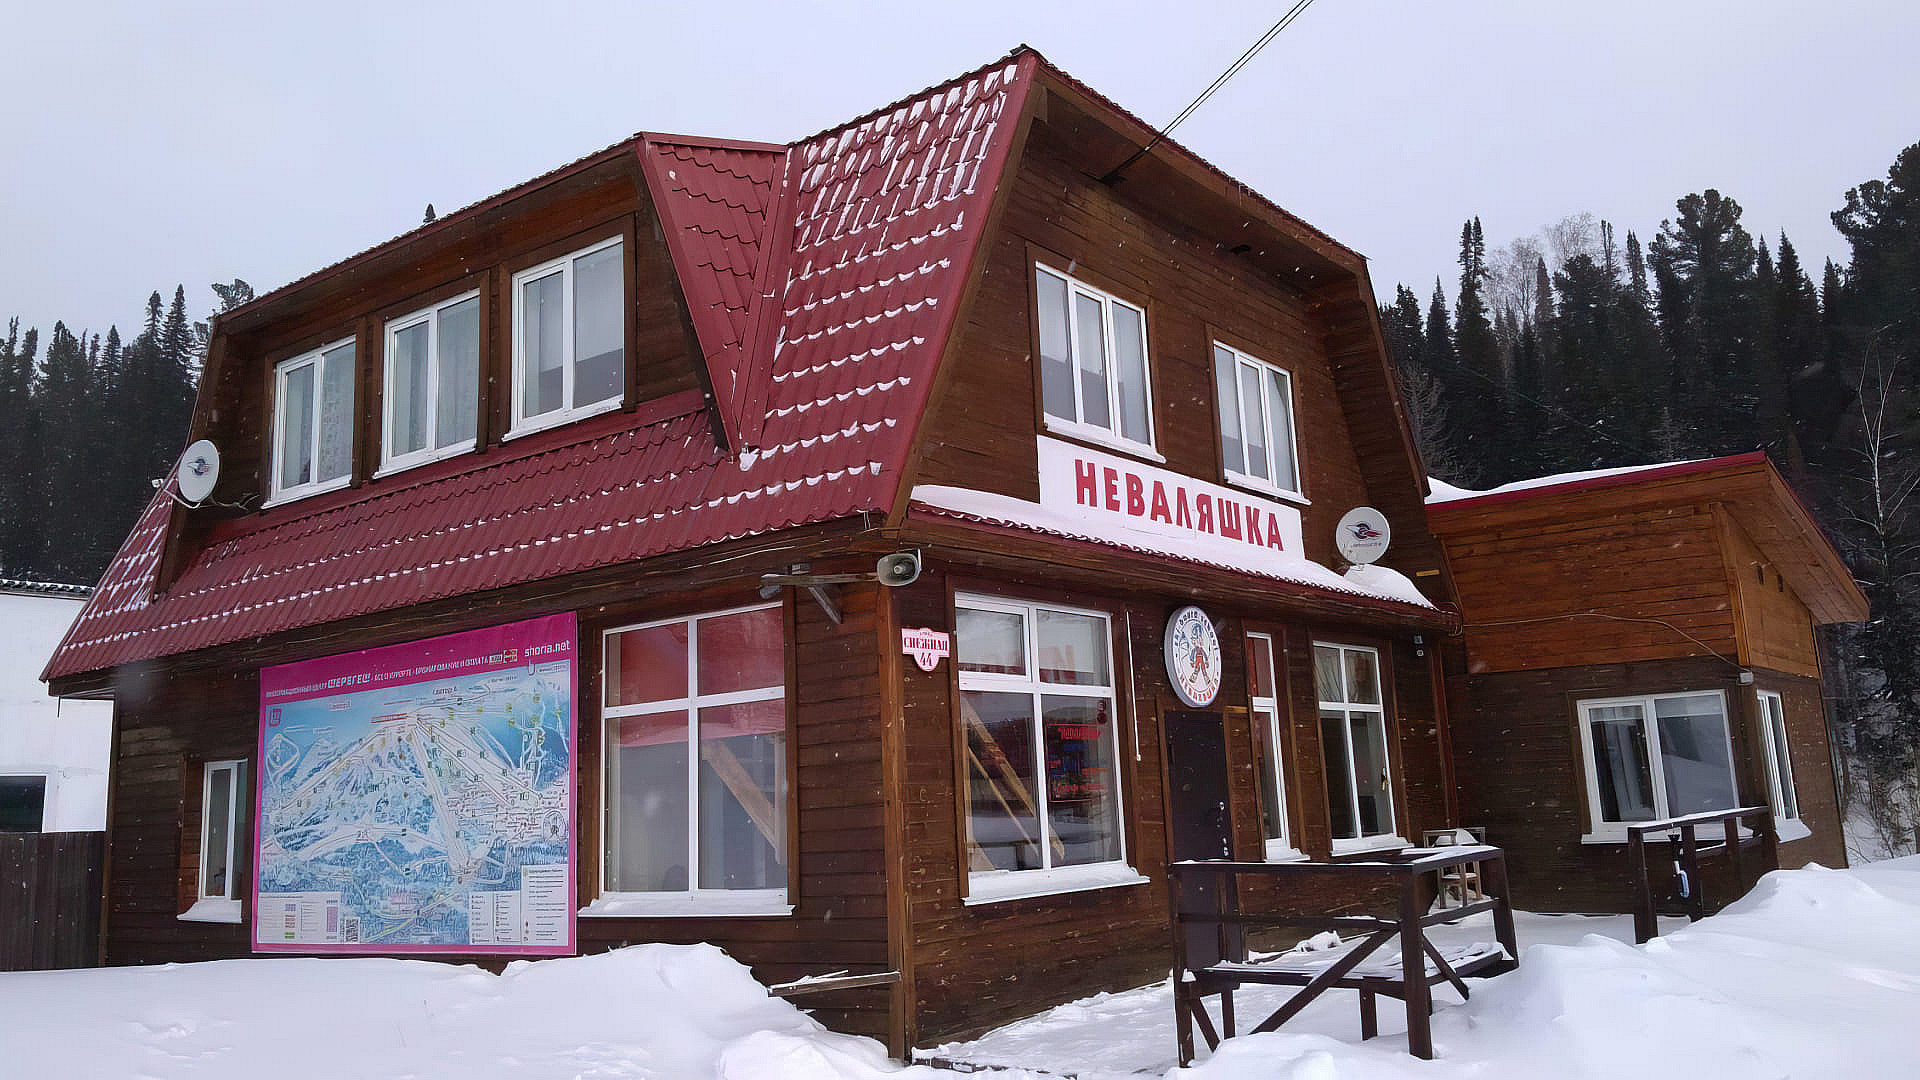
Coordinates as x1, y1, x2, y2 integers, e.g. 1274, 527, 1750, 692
1647, 190, 1760, 453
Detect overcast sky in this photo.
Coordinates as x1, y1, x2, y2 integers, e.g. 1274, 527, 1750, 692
4, 0, 1916, 340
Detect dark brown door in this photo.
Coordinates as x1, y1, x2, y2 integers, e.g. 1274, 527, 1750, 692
1166, 709, 1240, 966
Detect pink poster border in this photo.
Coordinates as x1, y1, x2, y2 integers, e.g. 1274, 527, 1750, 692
251, 612, 578, 957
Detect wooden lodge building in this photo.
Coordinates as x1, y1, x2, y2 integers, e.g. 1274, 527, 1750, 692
1427, 455, 1865, 912
39, 47, 1864, 1054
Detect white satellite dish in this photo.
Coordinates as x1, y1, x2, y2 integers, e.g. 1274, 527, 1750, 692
176, 440, 221, 504
1335, 507, 1391, 565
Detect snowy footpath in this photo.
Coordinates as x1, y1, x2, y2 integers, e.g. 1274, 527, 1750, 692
4, 857, 1918, 1079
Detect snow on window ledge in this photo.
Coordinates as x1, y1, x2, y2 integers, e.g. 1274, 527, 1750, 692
1224, 471, 1310, 507
1263, 840, 1309, 863
1776, 818, 1813, 844
178, 898, 242, 924
964, 862, 1148, 906
503, 396, 624, 442
1041, 416, 1166, 465
579, 891, 792, 919
262, 474, 351, 510
1331, 835, 1410, 858
1581, 826, 1758, 846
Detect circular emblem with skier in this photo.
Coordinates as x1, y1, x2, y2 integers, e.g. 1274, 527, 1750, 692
1163, 605, 1223, 708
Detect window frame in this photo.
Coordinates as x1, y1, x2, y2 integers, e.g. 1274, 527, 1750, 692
0, 773, 48, 832
508, 234, 627, 439
267, 336, 356, 504
954, 591, 1143, 904
180, 759, 247, 923
1313, 642, 1403, 853
1246, 633, 1302, 861
592, 601, 791, 917
1213, 341, 1304, 501
378, 289, 482, 475
1755, 690, 1805, 838
1575, 689, 1740, 841
1032, 262, 1162, 461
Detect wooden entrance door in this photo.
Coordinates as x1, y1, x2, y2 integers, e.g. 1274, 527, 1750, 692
1165, 709, 1239, 966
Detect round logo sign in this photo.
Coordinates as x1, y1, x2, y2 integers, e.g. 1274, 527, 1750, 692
1163, 605, 1223, 708
1336, 507, 1391, 565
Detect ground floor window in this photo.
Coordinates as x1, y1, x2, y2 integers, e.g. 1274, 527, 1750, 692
1577, 690, 1737, 834
1315, 642, 1395, 845
601, 604, 787, 903
1247, 633, 1295, 856
956, 594, 1128, 888
1756, 690, 1800, 825
0, 775, 47, 832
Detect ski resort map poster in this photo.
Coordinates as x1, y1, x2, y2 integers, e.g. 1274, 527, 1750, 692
252, 614, 577, 955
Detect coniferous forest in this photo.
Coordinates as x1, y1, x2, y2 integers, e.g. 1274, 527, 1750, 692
1385, 139, 1920, 858
1, 142, 1917, 854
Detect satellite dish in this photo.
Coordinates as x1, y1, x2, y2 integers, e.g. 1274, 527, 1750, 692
1335, 507, 1391, 565
176, 440, 221, 504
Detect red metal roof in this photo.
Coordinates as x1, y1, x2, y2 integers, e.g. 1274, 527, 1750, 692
47, 52, 1038, 682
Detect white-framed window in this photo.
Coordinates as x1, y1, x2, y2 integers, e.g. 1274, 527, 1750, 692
1247, 633, 1299, 859
0, 774, 48, 832
1576, 690, 1738, 838
1214, 342, 1301, 499
956, 593, 1139, 902
1315, 643, 1399, 849
1756, 690, 1803, 833
269, 338, 355, 503
510, 235, 625, 436
180, 759, 247, 923
380, 291, 481, 473
599, 604, 788, 913
1034, 264, 1157, 458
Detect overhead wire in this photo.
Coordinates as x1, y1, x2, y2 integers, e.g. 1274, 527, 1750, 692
1098, 0, 1321, 185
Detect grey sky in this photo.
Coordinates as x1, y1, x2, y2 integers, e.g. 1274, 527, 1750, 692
4, 0, 1916, 341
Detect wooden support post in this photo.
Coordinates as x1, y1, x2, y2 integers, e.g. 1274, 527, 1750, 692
1484, 852, 1519, 965
1724, 816, 1743, 895
1399, 876, 1435, 1060
1359, 991, 1378, 1040
1680, 828, 1704, 923
1629, 828, 1655, 944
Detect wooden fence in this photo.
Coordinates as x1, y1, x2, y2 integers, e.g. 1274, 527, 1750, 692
1, 831, 104, 971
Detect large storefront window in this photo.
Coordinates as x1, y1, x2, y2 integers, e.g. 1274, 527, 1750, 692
1576, 690, 1737, 837
1315, 643, 1397, 849
601, 604, 787, 908
956, 594, 1132, 900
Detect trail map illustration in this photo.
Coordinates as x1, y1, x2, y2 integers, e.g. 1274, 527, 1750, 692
253, 614, 576, 955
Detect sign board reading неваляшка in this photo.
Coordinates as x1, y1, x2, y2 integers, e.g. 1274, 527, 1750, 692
253, 613, 576, 956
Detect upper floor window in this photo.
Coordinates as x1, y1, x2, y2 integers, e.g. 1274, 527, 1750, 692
601, 604, 787, 911
1316, 643, 1397, 849
1577, 690, 1736, 837
512, 236, 625, 436
271, 338, 355, 502
382, 292, 480, 472
956, 594, 1133, 901
1035, 264, 1155, 455
1756, 691, 1801, 828
1214, 343, 1300, 498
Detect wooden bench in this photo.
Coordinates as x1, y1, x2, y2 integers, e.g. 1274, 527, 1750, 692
1169, 846, 1520, 1063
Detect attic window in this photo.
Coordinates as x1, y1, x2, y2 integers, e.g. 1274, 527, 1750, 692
269, 338, 356, 504
380, 292, 480, 474
509, 236, 626, 437
1035, 264, 1157, 458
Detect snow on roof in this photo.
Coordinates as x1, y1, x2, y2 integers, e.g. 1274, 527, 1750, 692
1426, 457, 1713, 505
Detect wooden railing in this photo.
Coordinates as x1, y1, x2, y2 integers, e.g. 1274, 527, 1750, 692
1627, 806, 1775, 944
1168, 846, 1519, 1063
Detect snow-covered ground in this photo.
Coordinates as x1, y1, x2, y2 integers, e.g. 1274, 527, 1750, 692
4, 858, 1917, 1079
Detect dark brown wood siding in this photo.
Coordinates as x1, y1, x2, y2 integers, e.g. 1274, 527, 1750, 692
1444, 505, 1739, 674
1447, 653, 1844, 912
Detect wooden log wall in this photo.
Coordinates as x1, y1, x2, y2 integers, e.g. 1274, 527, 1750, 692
1446, 654, 1845, 912
1446, 505, 1740, 674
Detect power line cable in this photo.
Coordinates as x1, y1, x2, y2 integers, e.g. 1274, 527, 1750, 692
1099, 0, 1320, 185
